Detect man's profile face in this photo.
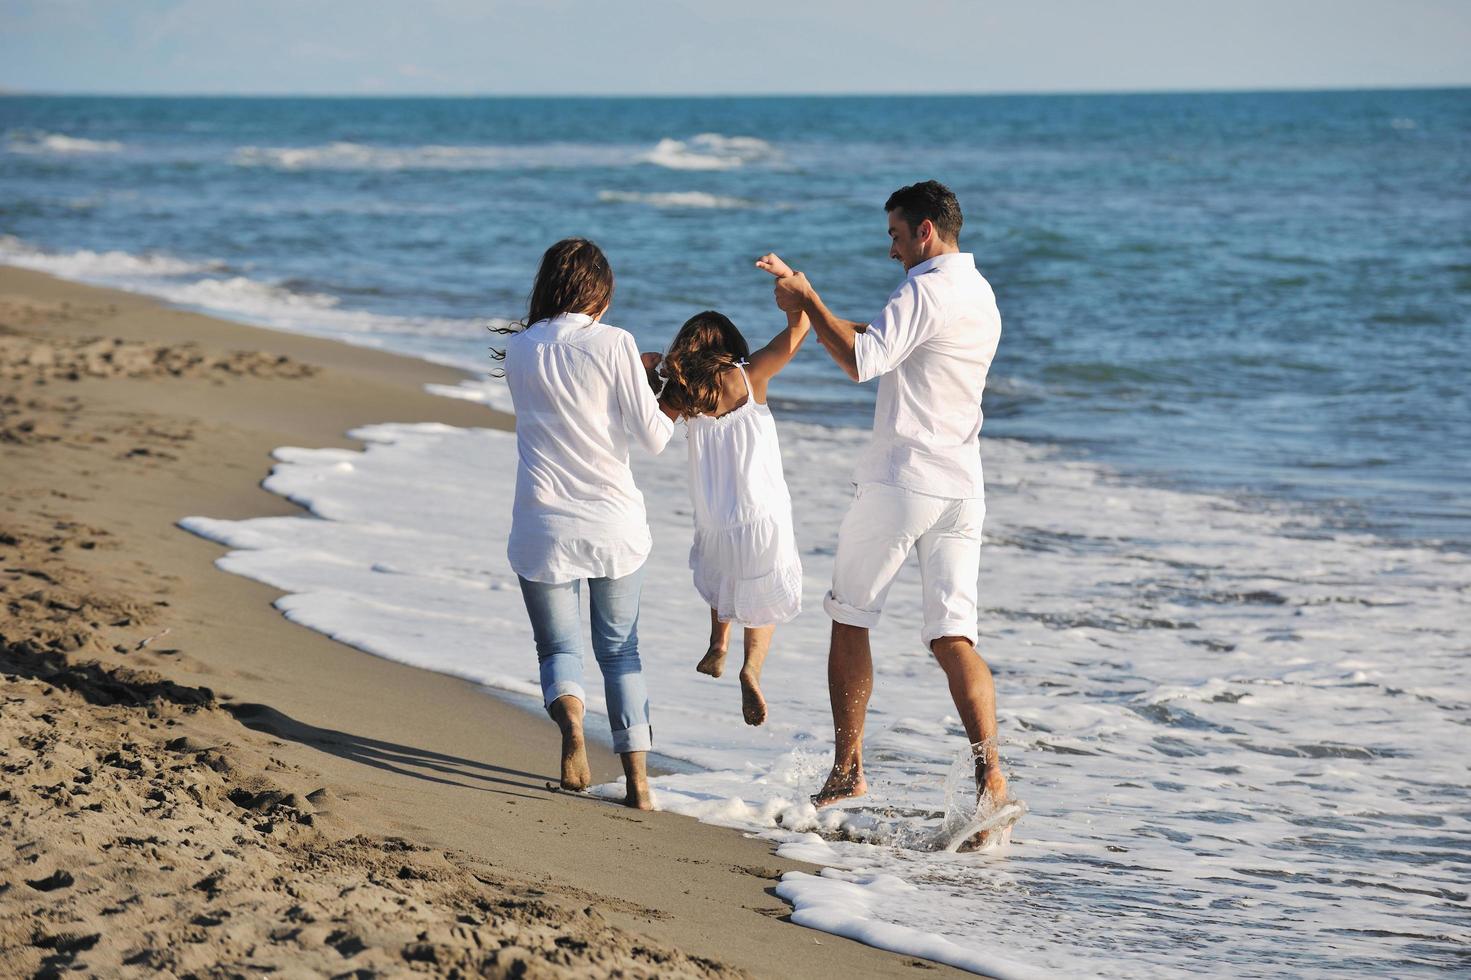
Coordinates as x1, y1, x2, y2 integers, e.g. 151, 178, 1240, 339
887, 209, 925, 270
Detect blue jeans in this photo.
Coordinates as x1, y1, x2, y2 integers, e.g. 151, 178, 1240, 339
517, 565, 652, 753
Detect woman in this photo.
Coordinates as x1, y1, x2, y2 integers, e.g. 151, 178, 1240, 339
498, 238, 674, 808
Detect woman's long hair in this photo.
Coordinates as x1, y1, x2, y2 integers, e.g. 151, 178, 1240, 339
490, 238, 614, 361
661, 311, 750, 420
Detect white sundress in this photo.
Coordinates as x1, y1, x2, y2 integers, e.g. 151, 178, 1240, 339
685, 363, 803, 627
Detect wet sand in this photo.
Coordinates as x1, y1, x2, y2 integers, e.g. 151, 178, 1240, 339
0, 266, 960, 977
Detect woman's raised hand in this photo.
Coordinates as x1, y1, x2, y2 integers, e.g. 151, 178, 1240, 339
754, 252, 795, 279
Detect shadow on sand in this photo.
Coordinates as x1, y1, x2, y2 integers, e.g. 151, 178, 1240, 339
223, 700, 549, 800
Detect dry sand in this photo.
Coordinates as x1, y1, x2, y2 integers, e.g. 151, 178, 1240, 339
0, 267, 959, 978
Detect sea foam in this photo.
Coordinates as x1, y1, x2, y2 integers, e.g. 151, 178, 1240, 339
642, 133, 778, 170
597, 190, 757, 210
5, 131, 125, 154
180, 403, 1471, 976
232, 140, 633, 172
0, 236, 507, 358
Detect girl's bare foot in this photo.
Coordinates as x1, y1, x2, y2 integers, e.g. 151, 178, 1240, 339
739, 667, 767, 726
738, 624, 773, 726
812, 761, 867, 806
696, 643, 727, 677
699, 610, 731, 677
549, 695, 591, 792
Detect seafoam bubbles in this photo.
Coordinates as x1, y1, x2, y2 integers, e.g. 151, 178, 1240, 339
0, 235, 222, 279
596, 190, 759, 210
4, 131, 125, 155
178, 405, 1471, 975
231, 140, 634, 172
641, 133, 779, 171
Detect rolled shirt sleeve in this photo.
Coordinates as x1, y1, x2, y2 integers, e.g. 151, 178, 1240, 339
854, 278, 942, 383
614, 331, 675, 454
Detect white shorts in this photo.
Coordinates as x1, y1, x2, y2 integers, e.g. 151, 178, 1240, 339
823, 482, 984, 648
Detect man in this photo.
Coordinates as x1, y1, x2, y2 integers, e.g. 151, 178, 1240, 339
761, 180, 1007, 818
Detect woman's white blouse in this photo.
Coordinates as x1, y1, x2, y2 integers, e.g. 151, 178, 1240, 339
504, 313, 674, 583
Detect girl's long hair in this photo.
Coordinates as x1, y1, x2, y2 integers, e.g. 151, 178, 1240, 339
661, 311, 750, 420
490, 238, 614, 361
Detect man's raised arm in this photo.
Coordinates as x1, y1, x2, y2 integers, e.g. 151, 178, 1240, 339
768, 270, 867, 382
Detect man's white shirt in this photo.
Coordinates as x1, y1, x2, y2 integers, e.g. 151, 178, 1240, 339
851, 251, 1001, 499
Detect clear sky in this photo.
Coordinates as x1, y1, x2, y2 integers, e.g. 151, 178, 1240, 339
3, 0, 1469, 96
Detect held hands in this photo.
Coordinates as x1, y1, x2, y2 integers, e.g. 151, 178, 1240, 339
640, 351, 664, 394
755, 252, 813, 313
754, 252, 795, 279
772, 271, 812, 313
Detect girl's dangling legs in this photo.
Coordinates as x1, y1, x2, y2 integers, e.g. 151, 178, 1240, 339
740, 625, 774, 726
698, 608, 730, 677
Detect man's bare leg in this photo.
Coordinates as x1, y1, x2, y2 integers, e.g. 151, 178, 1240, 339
697, 608, 730, 677
930, 636, 1007, 803
739, 625, 773, 726
548, 694, 591, 792
620, 750, 652, 810
814, 622, 873, 806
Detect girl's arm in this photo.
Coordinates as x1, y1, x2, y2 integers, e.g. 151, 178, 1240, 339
745, 307, 811, 387
746, 252, 811, 387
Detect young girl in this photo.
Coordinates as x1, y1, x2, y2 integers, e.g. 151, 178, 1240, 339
658, 253, 808, 726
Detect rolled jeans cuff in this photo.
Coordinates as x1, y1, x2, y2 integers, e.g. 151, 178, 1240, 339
543, 680, 585, 712
611, 722, 653, 754
824, 590, 881, 629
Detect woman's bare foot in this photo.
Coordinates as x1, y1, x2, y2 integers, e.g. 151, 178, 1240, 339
812, 761, 867, 807
560, 729, 591, 792
549, 695, 590, 792
696, 643, 727, 678
739, 667, 767, 726
620, 751, 653, 810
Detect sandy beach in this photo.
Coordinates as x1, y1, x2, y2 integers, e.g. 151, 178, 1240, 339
0, 265, 958, 977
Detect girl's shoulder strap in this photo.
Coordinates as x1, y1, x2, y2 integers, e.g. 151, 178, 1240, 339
734, 359, 752, 396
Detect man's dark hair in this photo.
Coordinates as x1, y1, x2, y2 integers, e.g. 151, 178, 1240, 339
885, 180, 962, 243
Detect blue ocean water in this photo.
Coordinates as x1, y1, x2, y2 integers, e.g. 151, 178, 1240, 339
2, 90, 1468, 546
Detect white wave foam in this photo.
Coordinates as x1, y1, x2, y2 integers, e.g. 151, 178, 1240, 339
232, 140, 632, 172
5, 131, 124, 154
226, 134, 776, 173
642, 133, 777, 171
0, 236, 508, 363
0, 235, 220, 278
597, 189, 756, 210
180, 410, 1471, 975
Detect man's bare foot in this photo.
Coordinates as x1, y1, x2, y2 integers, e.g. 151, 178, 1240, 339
812, 762, 867, 806
956, 768, 1013, 851
696, 643, 727, 678
622, 784, 653, 810
983, 767, 1009, 806
739, 668, 767, 726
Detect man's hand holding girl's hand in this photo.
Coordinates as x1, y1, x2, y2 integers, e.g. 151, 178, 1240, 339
773, 271, 813, 313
